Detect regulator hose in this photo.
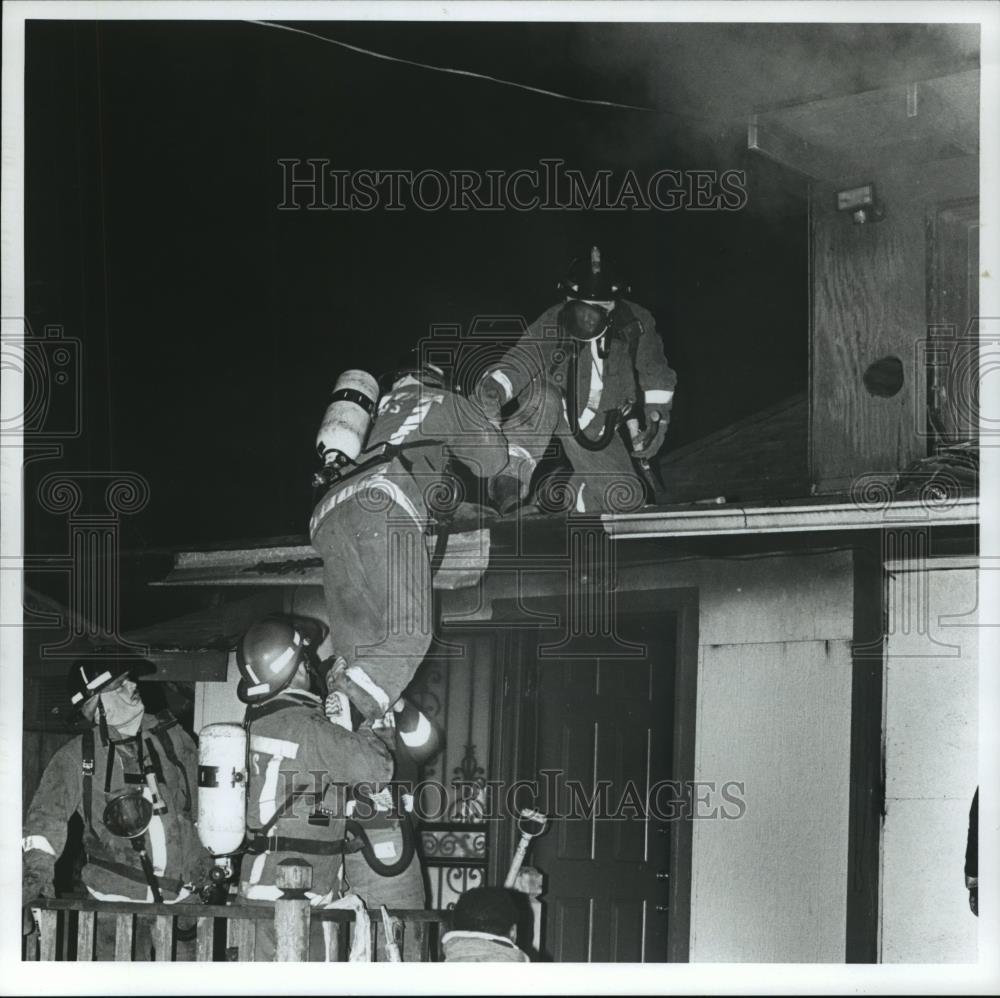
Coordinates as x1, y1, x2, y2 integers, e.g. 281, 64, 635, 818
344, 813, 417, 878
564, 338, 620, 451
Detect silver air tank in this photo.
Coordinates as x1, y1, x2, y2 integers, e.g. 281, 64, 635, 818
197, 723, 247, 869
315, 370, 379, 467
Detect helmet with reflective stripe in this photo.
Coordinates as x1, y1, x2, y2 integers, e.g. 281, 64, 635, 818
67, 658, 154, 711
558, 245, 629, 301
237, 616, 327, 704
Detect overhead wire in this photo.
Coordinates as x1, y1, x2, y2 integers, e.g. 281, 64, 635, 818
245, 19, 727, 123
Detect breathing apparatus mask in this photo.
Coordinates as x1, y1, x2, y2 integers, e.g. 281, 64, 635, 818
102, 790, 163, 902
98, 677, 145, 735
559, 299, 614, 345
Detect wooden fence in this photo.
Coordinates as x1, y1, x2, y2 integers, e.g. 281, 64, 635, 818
24, 860, 452, 962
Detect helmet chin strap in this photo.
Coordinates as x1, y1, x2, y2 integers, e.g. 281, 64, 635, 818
306, 656, 330, 698
285, 657, 318, 695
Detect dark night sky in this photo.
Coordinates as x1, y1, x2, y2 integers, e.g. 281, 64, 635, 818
23, 19, 977, 559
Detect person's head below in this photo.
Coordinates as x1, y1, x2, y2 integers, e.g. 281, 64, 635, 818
451, 886, 520, 941
69, 660, 152, 739
236, 615, 329, 705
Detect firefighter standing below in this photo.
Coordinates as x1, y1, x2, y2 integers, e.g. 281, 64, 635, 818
337, 697, 441, 961
235, 616, 394, 961
475, 246, 678, 514
310, 362, 510, 726
22, 659, 209, 959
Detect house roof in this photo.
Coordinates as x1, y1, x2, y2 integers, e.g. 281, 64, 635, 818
22, 587, 274, 725
154, 494, 978, 587
653, 392, 808, 505
116, 590, 282, 652
601, 495, 977, 541
151, 386, 979, 585
21, 586, 279, 684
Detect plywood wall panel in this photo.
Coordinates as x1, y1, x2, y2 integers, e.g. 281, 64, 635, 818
881, 564, 978, 962
696, 551, 854, 645
612, 549, 855, 646
811, 178, 925, 492
881, 798, 977, 962
690, 639, 853, 962
810, 155, 978, 493
884, 656, 977, 801
481, 549, 857, 647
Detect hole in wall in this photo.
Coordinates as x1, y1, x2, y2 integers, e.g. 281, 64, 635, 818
863, 355, 905, 398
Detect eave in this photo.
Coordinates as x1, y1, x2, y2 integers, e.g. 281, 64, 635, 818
156, 497, 978, 587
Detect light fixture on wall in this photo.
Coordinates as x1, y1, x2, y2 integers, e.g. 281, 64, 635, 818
836, 183, 885, 224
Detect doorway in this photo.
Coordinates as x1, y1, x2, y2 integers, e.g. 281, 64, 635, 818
490, 588, 698, 962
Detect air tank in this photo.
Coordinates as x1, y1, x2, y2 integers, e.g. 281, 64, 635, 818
315, 369, 380, 466
197, 722, 247, 857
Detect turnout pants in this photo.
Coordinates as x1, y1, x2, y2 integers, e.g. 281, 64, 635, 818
311, 493, 433, 723
343, 848, 427, 961
503, 384, 646, 514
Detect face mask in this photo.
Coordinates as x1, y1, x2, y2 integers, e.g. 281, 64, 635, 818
101, 680, 144, 731
560, 299, 612, 341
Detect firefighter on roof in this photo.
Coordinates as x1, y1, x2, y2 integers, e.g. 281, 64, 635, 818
235, 616, 394, 960
22, 658, 209, 959
310, 361, 509, 725
475, 245, 678, 513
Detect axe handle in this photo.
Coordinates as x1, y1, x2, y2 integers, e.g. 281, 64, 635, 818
380, 907, 402, 962
504, 833, 531, 889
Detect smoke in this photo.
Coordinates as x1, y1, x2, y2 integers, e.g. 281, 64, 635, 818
568, 22, 979, 164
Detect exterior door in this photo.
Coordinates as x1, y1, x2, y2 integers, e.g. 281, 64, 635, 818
526, 612, 676, 962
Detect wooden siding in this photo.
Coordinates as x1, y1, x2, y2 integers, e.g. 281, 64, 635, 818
809, 155, 978, 493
